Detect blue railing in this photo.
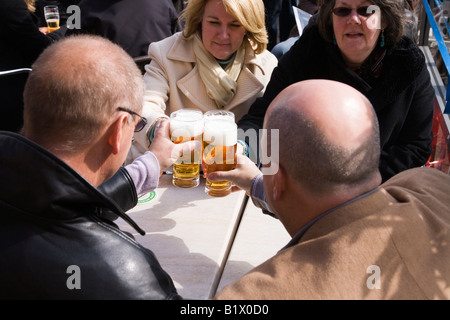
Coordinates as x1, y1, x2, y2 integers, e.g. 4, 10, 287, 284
423, 0, 450, 113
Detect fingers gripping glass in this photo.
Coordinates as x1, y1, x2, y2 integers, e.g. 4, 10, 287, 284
117, 107, 147, 132
332, 6, 376, 17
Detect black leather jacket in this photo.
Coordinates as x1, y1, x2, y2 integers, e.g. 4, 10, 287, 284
0, 132, 181, 299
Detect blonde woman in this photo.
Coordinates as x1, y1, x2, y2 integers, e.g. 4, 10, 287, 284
128, 0, 278, 162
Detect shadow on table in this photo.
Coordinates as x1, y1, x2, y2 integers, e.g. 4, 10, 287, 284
213, 259, 257, 296
133, 231, 236, 299
116, 176, 247, 299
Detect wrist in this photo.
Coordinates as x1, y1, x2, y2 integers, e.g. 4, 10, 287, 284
148, 122, 157, 144
125, 151, 160, 196
237, 139, 249, 157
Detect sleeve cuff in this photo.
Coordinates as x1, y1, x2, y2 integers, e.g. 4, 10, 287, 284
250, 173, 275, 214
125, 151, 160, 196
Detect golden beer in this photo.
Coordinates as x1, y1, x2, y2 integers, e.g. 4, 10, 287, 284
203, 119, 237, 197
170, 110, 204, 188
46, 19, 60, 32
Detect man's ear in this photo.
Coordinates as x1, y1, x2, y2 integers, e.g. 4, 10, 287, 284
272, 164, 286, 201
107, 114, 128, 155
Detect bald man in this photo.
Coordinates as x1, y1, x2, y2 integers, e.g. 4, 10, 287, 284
211, 80, 450, 299
0, 35, 192, 299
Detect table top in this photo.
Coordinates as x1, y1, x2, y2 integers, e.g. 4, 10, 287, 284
115, 173, 247, 299
215, 199, 291, 295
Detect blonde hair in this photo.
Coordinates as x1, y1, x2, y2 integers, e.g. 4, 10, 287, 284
23, 35, 144, 154
180, 0, 268, 54
24, 0, 36, 12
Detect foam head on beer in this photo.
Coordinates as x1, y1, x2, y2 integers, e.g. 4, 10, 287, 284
170, 110, 204, 144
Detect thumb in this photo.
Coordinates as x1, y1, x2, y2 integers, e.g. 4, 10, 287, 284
207, 170, 233, 182
154, 118, 170, 139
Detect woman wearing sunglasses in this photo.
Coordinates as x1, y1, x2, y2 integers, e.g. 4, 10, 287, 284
239, 0, 434, 182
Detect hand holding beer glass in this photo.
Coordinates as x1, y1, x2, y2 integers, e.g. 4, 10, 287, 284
44, 5, 60, 33
170, 110, 204, 188
203, 116, 237, 197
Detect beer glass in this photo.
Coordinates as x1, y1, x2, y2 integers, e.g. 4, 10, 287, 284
44, 5, 60, 33
170, 110, 204, 188
203, 119, 237, 197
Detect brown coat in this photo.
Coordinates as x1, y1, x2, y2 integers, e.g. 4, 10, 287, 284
215, 168, 450, 300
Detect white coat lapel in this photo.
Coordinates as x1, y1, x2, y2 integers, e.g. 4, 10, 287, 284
169, 36, 265, 111
226, 67, 263, 110
177, 65, 217, 111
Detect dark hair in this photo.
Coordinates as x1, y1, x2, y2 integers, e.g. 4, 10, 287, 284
317, 0, 405, 47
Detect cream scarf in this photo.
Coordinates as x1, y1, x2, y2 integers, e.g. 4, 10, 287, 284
193, 33, 245, 108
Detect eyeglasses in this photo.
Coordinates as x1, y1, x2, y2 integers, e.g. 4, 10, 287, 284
117, 107, 147, 132
332, 6, 376, 17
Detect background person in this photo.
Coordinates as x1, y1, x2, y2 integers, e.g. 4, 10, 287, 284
35, 0, 81, 28
211, 79, 450, 300
127, 0, 278, 163
66, 0, 180, 58
0, 0, 66, 132
271, 0, 318, 59
0, 35, 193, 299
263, 0, 298, 51
238, 0, 435, 182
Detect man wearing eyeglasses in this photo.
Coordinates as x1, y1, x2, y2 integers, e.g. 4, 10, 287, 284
0, 35, 194, 299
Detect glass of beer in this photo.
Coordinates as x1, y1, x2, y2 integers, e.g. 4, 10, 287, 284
44, 5, 60, 33
170, 109, 204, 188
203, 119, 237, 197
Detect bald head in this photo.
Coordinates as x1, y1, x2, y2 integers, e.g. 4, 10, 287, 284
23, 35, 144, 153
264, 80, 381, 194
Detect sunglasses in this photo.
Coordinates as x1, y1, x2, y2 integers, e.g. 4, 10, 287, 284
117, 107, 147, 132
332, 6, 376, 17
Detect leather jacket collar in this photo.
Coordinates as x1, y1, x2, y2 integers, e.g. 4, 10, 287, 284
0, 131, 144, 234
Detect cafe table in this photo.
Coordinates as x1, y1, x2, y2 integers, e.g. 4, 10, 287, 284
214, 199, 291, 296
115, 172, 247, 300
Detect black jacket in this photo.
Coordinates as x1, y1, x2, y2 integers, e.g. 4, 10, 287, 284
0, 132, 181, 300
66, 0, 180, 58
0, 0, 65, 132
239, 23, 434, 181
